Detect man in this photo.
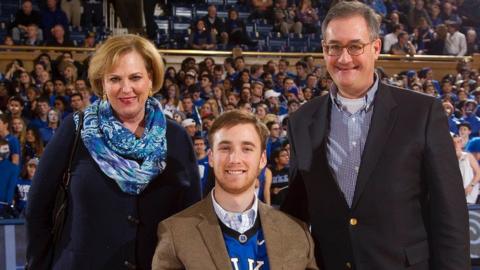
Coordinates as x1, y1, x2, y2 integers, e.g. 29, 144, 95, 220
282, 2, 470, 270
445, 20, 467, 56
0, 139, 19, 218
383, 23, 403, 53
152, 110, 318, 270
40, 0, 69, 41
28, 97, 50, 129
45, 24, 73, 47
11, 0, 42, 42
182, 118, 198, 139
390, 31, 416, 55
0, 114, 20, 166
202, 4, 227, 44
70, 93, 84, 112
22, 24, 43, 46
193, 136, 209, 195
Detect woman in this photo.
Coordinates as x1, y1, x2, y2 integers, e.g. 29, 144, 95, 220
161, 83, 183, 116
23, 127, 44, 163
10, 116, 27, 147
453, 135, 480, 204
212, 85, 227, 114
39, 109, 61, 145
26, 35, 201, 270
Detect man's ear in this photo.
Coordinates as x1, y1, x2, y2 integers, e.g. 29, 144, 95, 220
373, 38, 382, 60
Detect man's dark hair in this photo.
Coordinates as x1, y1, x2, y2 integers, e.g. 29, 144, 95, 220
8, 96, 24, 107
295, 61, 307, 69
321, 1, 380, 41
70, 93, 83, 100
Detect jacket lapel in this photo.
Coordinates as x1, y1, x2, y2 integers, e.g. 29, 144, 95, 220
259, 203, 284, 270
301, 95, 330, 172
351, 84, 398, 209
196, 196, 233, 270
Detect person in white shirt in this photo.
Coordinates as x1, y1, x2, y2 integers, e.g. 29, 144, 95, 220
445, 20, 467, 56
383, 23, 403, 53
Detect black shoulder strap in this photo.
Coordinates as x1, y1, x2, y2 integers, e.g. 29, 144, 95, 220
64, 112, 84, 188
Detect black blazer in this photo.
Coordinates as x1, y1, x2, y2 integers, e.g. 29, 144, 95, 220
26, 114, 201, 270
282, 82, 470, 270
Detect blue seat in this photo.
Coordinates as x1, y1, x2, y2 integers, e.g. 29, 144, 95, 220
267, 36, 287, 52
288, 37, 308, 52
173, 5, 193, 19
206, 0, 224, 5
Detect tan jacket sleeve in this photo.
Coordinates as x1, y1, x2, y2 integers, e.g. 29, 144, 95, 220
152, 221, 185, 270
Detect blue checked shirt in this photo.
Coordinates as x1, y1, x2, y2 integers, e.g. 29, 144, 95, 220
326, 76, 379, 207
212, 189, 258, 234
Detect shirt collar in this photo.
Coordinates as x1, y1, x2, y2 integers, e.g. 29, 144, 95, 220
211, 188, 258, 234
330, 73, 379, 113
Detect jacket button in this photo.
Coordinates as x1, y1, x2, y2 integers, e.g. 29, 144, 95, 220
124, 260, 137, 269
350, 218, 358, 226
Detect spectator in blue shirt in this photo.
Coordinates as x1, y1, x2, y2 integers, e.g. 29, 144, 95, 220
15, 157, 37, 215
0, 114, 20, 165
461, 99, 480, 137
193, 136, 209, 195
28, 96, 50, 130
0, 139, 19, 218
39, 108, 61, 145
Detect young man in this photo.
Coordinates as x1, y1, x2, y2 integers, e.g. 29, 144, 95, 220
283, 1, 469, 269
152, 110, 317, 270
193, 136, 210, 195
0, 139, 19, 218
0, 114, 20, 165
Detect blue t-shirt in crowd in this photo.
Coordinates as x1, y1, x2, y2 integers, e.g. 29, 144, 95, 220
15, 177, 32, 213
39, 126, 57, 145
0, 159, 19, 206
29, 117, 48, 130
197, 155, 210, 194
3, 134, 21, 161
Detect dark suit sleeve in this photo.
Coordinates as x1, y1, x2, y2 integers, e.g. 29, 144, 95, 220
25, 114, 75, 270
281, 117, 310, 223
424, 100, 470, 269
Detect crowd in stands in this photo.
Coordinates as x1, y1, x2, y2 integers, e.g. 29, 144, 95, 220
0, 0, 479, 219
1, 0, 479, 54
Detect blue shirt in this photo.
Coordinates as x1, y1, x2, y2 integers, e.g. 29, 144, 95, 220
3, 134, 21, 161
197, 155, 209, 194
15, 177, 32, 212
0, 159, 19, 205
326, 76, 379, 207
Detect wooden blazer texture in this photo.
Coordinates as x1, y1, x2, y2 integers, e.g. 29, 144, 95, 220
152, 195, 319, 270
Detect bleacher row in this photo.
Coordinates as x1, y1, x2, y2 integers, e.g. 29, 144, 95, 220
0, 0, 324, 52
155, 2, 323, 51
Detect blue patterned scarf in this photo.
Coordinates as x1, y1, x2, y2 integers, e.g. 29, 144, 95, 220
74, 97, 167, 195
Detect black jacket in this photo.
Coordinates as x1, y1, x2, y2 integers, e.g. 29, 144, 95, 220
26, 114, 201, 270
282, 83, 470, 270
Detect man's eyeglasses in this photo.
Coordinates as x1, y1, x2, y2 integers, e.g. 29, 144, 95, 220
322, 41, 374, 56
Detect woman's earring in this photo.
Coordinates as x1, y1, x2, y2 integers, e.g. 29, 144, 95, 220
102, 92, 107, 100
149, 87, 153, 97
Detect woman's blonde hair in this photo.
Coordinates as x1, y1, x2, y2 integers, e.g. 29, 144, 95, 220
88, 34, 165, 97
